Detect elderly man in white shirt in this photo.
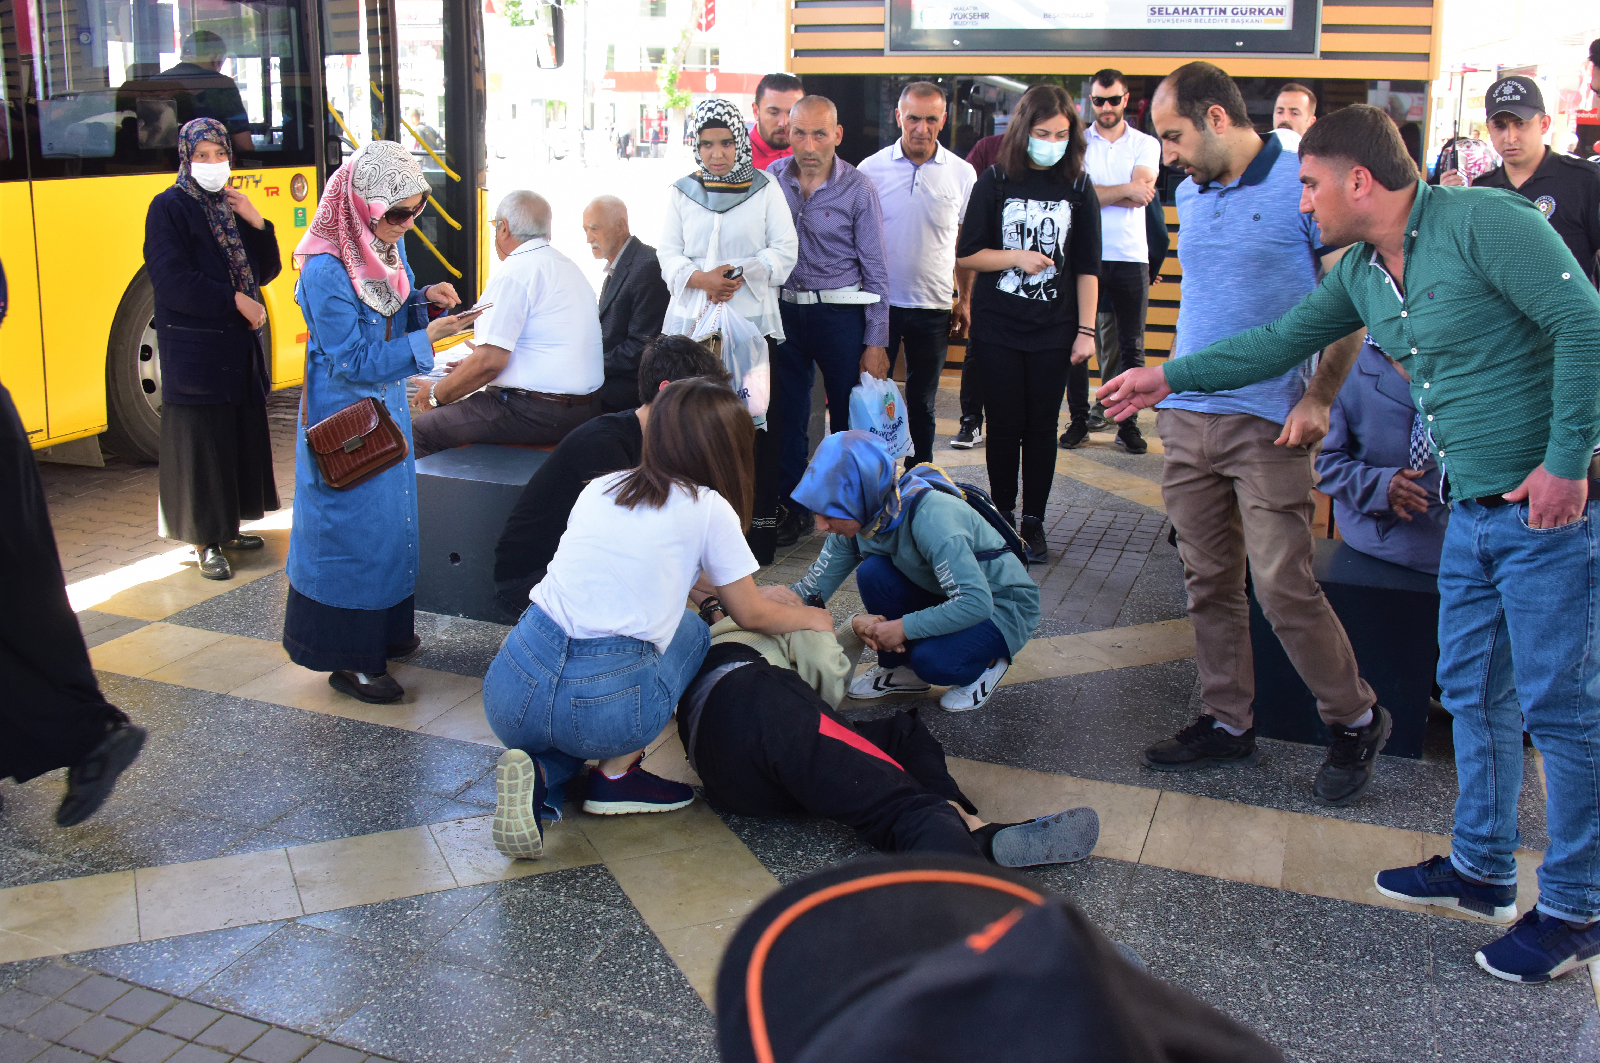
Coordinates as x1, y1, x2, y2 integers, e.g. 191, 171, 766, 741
858, 81, 977, 467
1071, 68, 1161, 455
411, 190, 603, 457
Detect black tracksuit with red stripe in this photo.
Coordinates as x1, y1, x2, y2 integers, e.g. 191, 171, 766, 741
679, 642, 988, 858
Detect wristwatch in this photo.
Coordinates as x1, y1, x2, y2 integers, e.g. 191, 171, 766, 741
427, 387, 442, 408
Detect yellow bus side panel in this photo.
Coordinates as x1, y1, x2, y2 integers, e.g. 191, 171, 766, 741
27, 167, 315, 447
0, 183, 47, 438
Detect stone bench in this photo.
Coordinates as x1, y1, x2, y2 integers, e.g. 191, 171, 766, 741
415, 444, 551, 623
1248, 538, 1439, 759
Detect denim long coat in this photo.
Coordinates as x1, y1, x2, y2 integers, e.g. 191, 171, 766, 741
288, 248, 433, 611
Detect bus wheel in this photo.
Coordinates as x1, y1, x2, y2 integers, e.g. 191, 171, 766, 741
103, 272, 162, 463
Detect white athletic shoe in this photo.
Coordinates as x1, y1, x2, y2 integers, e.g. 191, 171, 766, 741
939, 657, 1010, 712
848, 664, 932, 699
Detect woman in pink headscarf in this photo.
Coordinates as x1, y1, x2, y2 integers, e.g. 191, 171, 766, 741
284, 141, 482, 705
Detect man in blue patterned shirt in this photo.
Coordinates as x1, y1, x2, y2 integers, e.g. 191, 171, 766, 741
769, 95, 892, 546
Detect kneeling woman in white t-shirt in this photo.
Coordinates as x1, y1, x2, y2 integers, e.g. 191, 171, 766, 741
485, 377, 834, 858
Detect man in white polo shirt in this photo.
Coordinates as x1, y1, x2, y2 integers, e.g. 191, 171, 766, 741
858, 81, 977, 468
1067, 68, 1161, 455
411, 190, 603, 457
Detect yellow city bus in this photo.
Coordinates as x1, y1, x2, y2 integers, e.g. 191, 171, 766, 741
0, 0, 494, 461
784, 0, 1444, 371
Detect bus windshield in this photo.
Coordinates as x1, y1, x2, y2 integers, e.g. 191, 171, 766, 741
22, 0, 315, 174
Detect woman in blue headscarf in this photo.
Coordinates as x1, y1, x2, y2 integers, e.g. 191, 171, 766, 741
788, 432, 1041, 713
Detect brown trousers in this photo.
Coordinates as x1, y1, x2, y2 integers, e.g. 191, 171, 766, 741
412, 387, 600, 459
1159, 408, 1375, 731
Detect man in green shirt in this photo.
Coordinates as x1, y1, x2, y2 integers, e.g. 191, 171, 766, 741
1101, 104, 1600, 986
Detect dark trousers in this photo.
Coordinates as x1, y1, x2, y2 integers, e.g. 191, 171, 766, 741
887, 307, 950, 468
856, 555, 1011, 685
597, 374, 639, 414
958, 337, 984, 427
682, 644, 982, 858
0, 384, 121, 783
412, 388, 600, 458
1088, 261, 1149, 423
981, 337, 1070, 519
772, 301, 865, 507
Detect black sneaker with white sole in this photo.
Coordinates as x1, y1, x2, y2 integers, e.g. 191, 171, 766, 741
951, 421, 983, 449
1142, 714, 1258, 771
1115, 422, 1148, 454
1058, 420, 1090, 449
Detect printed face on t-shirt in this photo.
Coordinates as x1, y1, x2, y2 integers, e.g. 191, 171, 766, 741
995, 196, 1070, 302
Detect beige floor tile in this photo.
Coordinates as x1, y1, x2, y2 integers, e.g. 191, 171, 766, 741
926, 448, 987, 469
575, 800, 734, 863
144, 634, 291, 694
945, 758, 1159, 864
1054, 452, 1165, 512
0, 871, 140, 961
94, 566, 276, 621
89, 623, 230, 679
607, 840, 780, 933
639, 730, 702, 788
418, 694, 500, 746
429, 815, 601, 887
1280, 815, 1432, 911
135, 849, 302, 939
655, 919, 742, 1008
289, 825, 458, 913
230, 661, 479, 731
1074, 620, 1196, 670
1140, 791, 1290, 889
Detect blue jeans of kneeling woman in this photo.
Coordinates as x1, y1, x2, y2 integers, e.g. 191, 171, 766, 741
484, 604, 711, 819
856, 554, 1010, 687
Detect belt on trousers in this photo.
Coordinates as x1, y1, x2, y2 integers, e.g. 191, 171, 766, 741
780, 287, 882, 306
1471, 481, 1600, 508
489, 386, 595, 407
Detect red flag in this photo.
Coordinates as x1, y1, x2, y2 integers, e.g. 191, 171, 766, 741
697, 0, 714, 33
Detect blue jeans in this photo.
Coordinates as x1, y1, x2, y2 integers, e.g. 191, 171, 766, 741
1438, 498, 1600, 921
483, 604, 710, 819
855, 554, 1011, 687
773, 301, 866, 507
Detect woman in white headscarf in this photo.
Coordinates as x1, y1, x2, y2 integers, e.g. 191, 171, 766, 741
659, 98, 798, 561
283, 141, 480, 704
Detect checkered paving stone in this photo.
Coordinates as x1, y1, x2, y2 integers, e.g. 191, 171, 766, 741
0, 962, 393, 1063
1032, 507, 1169, 626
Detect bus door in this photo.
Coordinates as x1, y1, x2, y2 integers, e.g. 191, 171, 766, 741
0, 0, 46, 439
321, 0, 483, 300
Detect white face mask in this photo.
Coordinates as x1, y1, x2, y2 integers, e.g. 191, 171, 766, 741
189, 161, 231, 193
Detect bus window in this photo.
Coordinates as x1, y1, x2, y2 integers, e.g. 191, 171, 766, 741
26, 0, 314, 174
321, 0, 393, 166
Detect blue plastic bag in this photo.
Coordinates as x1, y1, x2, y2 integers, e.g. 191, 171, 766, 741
848, 372, 911, 459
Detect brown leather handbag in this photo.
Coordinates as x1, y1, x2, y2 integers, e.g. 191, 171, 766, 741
300, 317, 410, 490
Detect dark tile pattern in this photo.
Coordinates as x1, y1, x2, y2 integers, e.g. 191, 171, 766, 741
1028, 506, 1170, 633
0, 676, 501, 887
0, 961, 395, 1063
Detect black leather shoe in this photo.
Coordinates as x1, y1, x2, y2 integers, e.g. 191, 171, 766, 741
329, 670, 405, 704
1115, 421, 1149, 455
56, 715, 147, 827
775, 506, 811, 548
386, 634, 423, 661
1058, 421, 1090, 449
1020, 515, 1048, 564
1143, 714, 1258, 771
198, 544, 233, 581
1315, 704, 1392, 806
221, 535, 265, 550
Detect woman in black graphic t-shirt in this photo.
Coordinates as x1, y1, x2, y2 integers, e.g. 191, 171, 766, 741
957, 84, 1101, 564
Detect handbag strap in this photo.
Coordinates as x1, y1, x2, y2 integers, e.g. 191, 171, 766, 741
300, 312, 394, 428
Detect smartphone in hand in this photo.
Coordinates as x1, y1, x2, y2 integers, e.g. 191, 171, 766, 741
723, 266, 744, 280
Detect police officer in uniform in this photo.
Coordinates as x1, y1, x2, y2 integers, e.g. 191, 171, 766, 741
1444, 75, 1600, 287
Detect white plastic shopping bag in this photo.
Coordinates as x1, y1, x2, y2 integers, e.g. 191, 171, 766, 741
689, 298, 770, 427
848, 372, 911, 459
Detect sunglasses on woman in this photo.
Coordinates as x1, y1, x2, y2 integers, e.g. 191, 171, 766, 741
1091, 94, 1126, 107
383, 202, 427, 225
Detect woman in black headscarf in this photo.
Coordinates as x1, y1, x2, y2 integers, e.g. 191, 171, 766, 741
143, 117, 281, 580
658, 98, 799, 563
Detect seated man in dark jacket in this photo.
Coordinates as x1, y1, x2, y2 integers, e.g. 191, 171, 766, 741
1315, 335, 1449, 574
584, 195, 671, 412
492, 334, 727, 617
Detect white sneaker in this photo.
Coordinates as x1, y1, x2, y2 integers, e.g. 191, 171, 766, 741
939, 657, 1010, 712
848, 664, 931, 699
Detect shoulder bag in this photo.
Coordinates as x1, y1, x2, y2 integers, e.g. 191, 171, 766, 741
300, 315, 410, 490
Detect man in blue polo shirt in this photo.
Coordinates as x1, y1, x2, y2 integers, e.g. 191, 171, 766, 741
1138, 63, 1385, 806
